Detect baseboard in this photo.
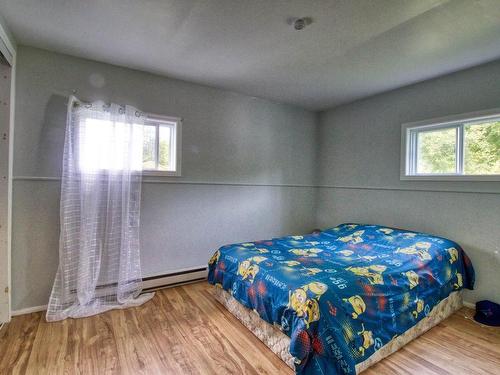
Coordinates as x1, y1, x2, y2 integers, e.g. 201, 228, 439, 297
142, 266, 208, 292
12, 304, 47, 316
10, 266, 208, 317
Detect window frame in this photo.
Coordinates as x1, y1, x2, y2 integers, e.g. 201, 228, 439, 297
401, 108, 500, 181
141, 114, 182, 177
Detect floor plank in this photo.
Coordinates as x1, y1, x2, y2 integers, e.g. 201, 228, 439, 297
1, 282, 499, 374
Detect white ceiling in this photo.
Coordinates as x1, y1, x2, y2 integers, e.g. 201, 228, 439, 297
1, 0, 500, 110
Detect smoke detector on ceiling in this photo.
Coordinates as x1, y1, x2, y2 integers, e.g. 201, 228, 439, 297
288, 17, 313, 31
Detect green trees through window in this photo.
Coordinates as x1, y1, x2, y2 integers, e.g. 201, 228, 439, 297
414, 120, 500, 176
464, 121, 500, 175
141, 122, 174, 171
417, 127, 457, 174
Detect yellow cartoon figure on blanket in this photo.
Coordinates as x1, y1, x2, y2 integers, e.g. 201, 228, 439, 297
304, 299, 320, 326
412, 299, 424, 318
343, 295, 366, 319
288, 282, 328, 327
289, 248, 323, 257
255, 248, 269, 254
357, 323, 374, 356
338, 250, 354, 256
281, 260, 301, 267
301, 267, 322, 276
237, 256, 267, 283
346, 265, 387, 285
378, 228, 394, 235
308, 281, 328, 297
339, 230, 365, 244
403, 270, 419, 289
453, 272, 463, 290
289, 287, 308, 315
209, 250, 220, 265
447, 247, 459, 264
395, 241, 432, 261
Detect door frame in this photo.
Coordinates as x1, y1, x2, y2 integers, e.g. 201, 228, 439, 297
0, 17, 16, 323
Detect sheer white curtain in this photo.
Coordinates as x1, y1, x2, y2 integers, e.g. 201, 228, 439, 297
46, 96, 154, 322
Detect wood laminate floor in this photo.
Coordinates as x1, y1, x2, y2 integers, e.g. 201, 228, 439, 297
1, 281, 499, 374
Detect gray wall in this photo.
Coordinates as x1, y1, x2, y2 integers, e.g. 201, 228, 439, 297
317, 59, 500, 304
12, 45, 500, 311
12, 46, 318, 310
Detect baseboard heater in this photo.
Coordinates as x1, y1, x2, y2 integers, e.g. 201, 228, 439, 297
11, 266, 209, 316
141, 266, 208, 293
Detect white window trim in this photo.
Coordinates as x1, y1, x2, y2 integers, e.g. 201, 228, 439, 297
401, 108, 500, 181
141, 114, 182, 177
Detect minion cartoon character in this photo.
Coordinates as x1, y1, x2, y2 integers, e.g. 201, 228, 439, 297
447, 247, 459, 264
343, 295, 366, 319
339, 250, 354, 256
453, 272, 463, 290
339, 230, 365, 244
209, 250, 220, 265
378, 228, 394, 235
412, 299, 424, 318
288, 282, 328, 327
356, 323, 374, 356
281, 260, 301, 267
237, 256, 267, 283
346, 265, 387, 285
403, 270, 419, 289
303, 299, 320, 326
307, 281, 328, 297
255, 248, 269, 254
301, 267, 322, 276
395, 242, 432, 261
289, 286, 308, 316
289, 248, 323, 257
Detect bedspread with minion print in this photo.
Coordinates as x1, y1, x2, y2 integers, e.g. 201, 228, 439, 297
207, 223, 474, 375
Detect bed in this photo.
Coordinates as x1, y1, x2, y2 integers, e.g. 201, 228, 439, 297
207, 223, 475, 374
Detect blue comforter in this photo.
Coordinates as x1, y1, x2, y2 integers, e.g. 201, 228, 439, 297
207, 224, 474, 374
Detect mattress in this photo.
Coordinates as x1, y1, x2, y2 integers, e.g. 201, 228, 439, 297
207, 223, 475, 374
213, 286, 463, 373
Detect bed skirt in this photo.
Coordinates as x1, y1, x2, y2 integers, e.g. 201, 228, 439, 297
212, 286, 463, 373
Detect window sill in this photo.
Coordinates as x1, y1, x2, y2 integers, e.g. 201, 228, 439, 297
142, 170, 182, 177
400, 174, 500, 182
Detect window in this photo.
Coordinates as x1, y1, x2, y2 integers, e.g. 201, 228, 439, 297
141, 115, 182, 176
79, 113, 182, 176
401, 109, 500, 180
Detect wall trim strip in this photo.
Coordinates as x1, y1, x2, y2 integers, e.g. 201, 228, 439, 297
12, 176, 500, 194
12, 176, 317, 188
316, 184, 500, 195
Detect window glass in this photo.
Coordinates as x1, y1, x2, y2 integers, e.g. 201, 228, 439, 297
416, 127, 457, 174
78, 115, 180, 174
142, 125, 156, 170
158, 126, 171, 171
464, 121, 500, 175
